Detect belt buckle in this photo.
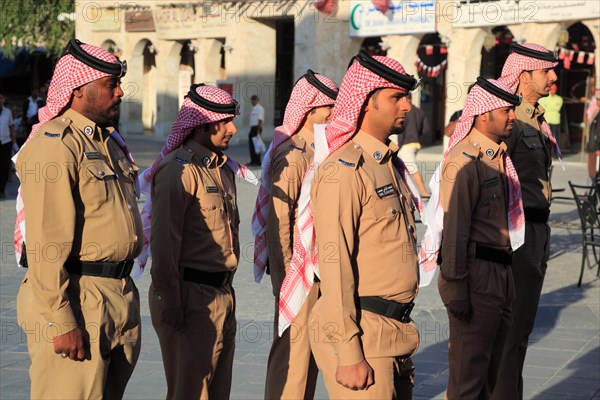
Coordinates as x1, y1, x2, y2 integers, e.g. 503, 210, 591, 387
400, 302, 415, 323
116, 260, 133, 279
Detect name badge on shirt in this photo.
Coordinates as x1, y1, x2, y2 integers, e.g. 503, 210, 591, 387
84, 151, 102, 160
376, 184, 396, 199
206, 186, 219, 194
483, 176, 499, 187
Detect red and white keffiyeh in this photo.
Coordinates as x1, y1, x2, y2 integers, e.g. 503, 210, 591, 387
251, 73, 337, 283
499, 42, 561, 158
136, 85, 258, 277
277, 56, 420, 335
419, 79, 525, 287
13, 42, 127, 266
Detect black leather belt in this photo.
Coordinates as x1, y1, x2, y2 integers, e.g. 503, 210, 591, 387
475, 244, 513, 265
524, 207, 550, 224
182, 267, 233, 288
358, 296, 414, 323
65, 259, 134, 279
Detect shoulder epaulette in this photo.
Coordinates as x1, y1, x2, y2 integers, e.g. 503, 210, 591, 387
335, 141, 362, 170
173, 147, 194, 164
40, 116, 71, 139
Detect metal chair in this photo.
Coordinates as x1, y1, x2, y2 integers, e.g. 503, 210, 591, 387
569, 181, 600, 287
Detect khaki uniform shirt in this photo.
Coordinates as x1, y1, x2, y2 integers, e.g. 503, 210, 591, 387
312, 130, 419, 366
16, 108, 143, 333
266, 127, 314, 295
150, 140, 240, 308
503, 100, 552, 209
439, 129, 510, 299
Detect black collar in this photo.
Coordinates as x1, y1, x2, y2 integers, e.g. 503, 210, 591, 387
348, 50, 420, 91
509, 43, 558, 63
62, 39, 127, 77
476, 77, 522, 106
187, 84, 240, 115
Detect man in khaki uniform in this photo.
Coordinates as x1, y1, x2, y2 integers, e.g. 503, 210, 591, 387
15, 39, 142, 399
494, 43, 560, 399
251, 70, 338, 399
147, 84, 255, 399
303, 52, 421, 399
434, 78, 524, 399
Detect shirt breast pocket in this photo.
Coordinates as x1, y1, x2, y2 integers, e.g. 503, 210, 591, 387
195, 192, 223, 232
516, 127, 543, 153
80, 159, 115, 204
117, 157, 138, 182
371, 195, 402, 242
478, 173, 503, 218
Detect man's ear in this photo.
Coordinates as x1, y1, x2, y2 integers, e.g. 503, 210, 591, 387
478, 112, 489, 123
72, 86, 84, 99
519, 71, 530, 85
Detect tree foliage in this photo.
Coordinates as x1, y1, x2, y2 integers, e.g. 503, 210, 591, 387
0, 0, 75, 59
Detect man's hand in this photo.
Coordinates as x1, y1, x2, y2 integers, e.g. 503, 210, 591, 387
448, 299, 471, 321
161, 306, 184, 329
335, 360, 374, 391
53, 326, 87, 361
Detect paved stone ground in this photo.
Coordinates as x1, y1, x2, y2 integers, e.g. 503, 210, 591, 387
1, 137, 598, 399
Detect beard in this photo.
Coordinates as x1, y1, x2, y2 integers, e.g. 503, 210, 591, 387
389, 126, 404, 136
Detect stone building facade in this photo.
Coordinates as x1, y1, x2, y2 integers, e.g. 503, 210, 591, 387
75, 0, 599, 151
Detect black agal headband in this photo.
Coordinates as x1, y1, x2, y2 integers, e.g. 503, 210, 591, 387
187, 84, 240, 115
63, 39, 127, 78
510, 43, 558, 63
302, 69, 338, 100
349, 50, 420, 91
476, 77, 522, 106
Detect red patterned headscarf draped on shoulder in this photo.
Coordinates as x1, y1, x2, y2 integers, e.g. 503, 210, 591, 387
136, 84, 258, 277
277, 52, 421, 335
419, 78, 525, 287
498, 42, 561, 158
13, 39, 129, 265
251, 70, 338, 283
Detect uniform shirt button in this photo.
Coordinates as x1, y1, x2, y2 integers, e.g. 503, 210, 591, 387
391, 208, 397, 215
212, 205, 217, 210
127, 203, 132, 210
157, 295, 162, 301
134, 235, 138, 241
409, 226, 415, 234
48, 322, 53, 327
98, 170, 105, 176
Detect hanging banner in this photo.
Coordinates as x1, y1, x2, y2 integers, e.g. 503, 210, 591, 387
349, 0, 436, 38
453, 0, 600, 28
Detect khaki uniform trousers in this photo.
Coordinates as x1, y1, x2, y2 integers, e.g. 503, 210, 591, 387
17, 272, 141, 400
309, 309, 415, 399
265, 283, 319, 400
440, 259, 514, 400
149, 281, 236, 400
494, 222, 550, 399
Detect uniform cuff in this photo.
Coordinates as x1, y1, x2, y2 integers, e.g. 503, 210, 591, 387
336, 337, 366, 366
43, 307, 78, 339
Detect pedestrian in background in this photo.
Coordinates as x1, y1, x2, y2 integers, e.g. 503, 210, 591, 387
539, 83, 563, 149
248, 94, 265, 166
397, 93, 432, 196
0, 93, 15, 198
